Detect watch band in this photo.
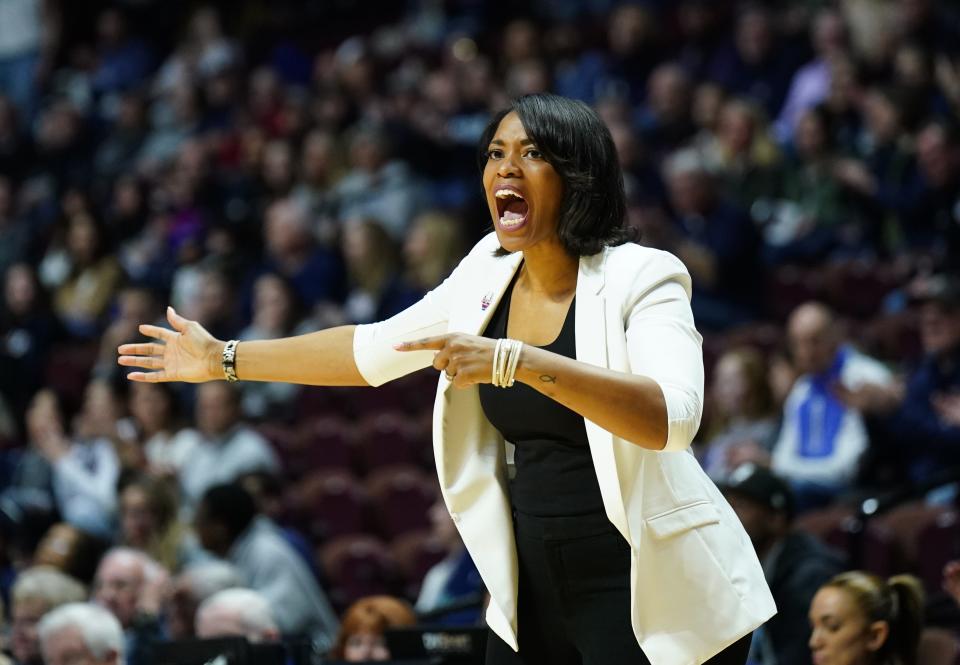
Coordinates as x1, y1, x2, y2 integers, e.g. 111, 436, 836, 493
222, 339, 239, 382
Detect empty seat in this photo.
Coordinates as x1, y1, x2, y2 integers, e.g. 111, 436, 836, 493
917, 511, 960, 594
918, 628, 960, 665
297, 416, 356, 470
355, 412, 431, 472
365, 465, 437, 540
390, 530, 449, 600
288, 469, 369, 542
319, 534, 398, 612
765, 266, 824, 323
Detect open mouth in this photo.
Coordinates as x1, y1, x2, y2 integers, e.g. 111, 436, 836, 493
495, 188, 529, 229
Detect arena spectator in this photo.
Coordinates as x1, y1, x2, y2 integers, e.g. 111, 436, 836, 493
92, 548, 167, 665
30, 379, 122, 539
766, 105, 861, 263
0, 0, 52, 119
700, 97, 781, 214
172, 381, 279, 506
10, 567, 86, 665
772, 302, 894, 510
289, 128, 342, 227
723, 463, 845, 665
38, 602, 124, 665
0, 263, 61, 417
0, 390, 57, 539
255, 197, 345, 308
774, 8, 850, 143
117, 475, 202, 572
125, 382, 191, 477
701, 347, 779, 481
415, 499, 483, 626
868, 275, 960, 492
328, 595, 417, 662
93, 95, 149, 195
661, 148, 762, 330
166, 560, 244, 641
709, 4, 801, 118
195, 587, 280, 643
402, 211, 465, 294
808, 572, 924, 665
93, 285, 158, 379
341, 218, 419, 324
335, 124, 426, 240
237, 471, 318, 580
236, 273, 305, 420
32, 524, 108, 587
636, 63, 696, 159
0, 178, 31, 280
50, 213, 123, 339
192, 483, 339, 649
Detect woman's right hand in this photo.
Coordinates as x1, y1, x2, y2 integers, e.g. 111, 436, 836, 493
117, 306, 224, 383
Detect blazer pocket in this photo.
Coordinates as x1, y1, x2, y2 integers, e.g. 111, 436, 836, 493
645, 500, 721, 540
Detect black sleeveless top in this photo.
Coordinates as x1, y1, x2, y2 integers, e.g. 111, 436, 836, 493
478, 270, 606, 517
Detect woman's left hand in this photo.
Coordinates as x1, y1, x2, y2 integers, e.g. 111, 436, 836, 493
395, 333, 500, 388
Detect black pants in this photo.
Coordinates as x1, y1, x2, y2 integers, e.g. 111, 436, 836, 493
485, 509, 752, 665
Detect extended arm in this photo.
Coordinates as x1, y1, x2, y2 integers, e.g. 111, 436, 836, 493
515, 350, 670, 449
118, 307, 368, 386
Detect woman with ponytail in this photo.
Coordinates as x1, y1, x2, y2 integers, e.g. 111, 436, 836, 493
808, 571, 925, 665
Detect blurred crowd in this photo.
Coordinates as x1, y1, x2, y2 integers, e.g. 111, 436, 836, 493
2, 0, 960, 663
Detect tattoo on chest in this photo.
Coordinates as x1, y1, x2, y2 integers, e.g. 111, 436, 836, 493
539, 374, 557, 383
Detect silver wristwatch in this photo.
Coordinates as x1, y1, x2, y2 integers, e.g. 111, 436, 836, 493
222, 340, 239, 382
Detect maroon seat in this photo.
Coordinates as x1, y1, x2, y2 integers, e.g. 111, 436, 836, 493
919, 628, 960, 665
765, 266, 824, 323
288, 469, 369, 542
297, 416, 356, 470
917, 511, 960, 594
296, 386, 344, 421
825, 260, 903, 321
365, 465, 437, 540
391, 530, 448, 600
319, 534, 398, 612
355, 412, 431, 472
43, 343, 99, 411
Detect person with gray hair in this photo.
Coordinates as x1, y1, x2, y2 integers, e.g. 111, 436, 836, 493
166, 560, 245, 640
92, 547, 168, 665
660, 146, 762, 330
195, 587, 280, 643
10, 567, 87, 665
38, 602, 124, 665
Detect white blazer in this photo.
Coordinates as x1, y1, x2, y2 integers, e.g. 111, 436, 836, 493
353, 233, 776, 665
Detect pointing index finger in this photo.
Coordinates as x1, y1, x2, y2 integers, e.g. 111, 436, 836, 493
393, 335, 448, 351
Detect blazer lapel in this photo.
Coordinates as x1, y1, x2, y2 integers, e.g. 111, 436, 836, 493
444, 250, 523, 388
576, 248, 629, 535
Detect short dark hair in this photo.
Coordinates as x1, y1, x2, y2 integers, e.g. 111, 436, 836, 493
200, 483, 257, 541
478, 94, 634, 257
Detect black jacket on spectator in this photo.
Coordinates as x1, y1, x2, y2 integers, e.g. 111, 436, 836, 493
879, 348, 960, 485
756, 531, 846, 665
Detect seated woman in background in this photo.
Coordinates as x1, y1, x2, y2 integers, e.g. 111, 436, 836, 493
700, 346, 778, 481
328, 595, 416, 662
340, 218, 420, 324
402, 210, 466, 294
118, 474, 203, 572
808, 571, 924, 665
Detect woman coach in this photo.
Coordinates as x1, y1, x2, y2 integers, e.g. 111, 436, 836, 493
118, 94, 775, 664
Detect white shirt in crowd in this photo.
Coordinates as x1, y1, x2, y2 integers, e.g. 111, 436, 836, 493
174, 425, 279, 505
773, 346, 893, 487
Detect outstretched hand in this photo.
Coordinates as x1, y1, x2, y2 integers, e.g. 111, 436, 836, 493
117, 306, 223, 383
395, 333, 499, 388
